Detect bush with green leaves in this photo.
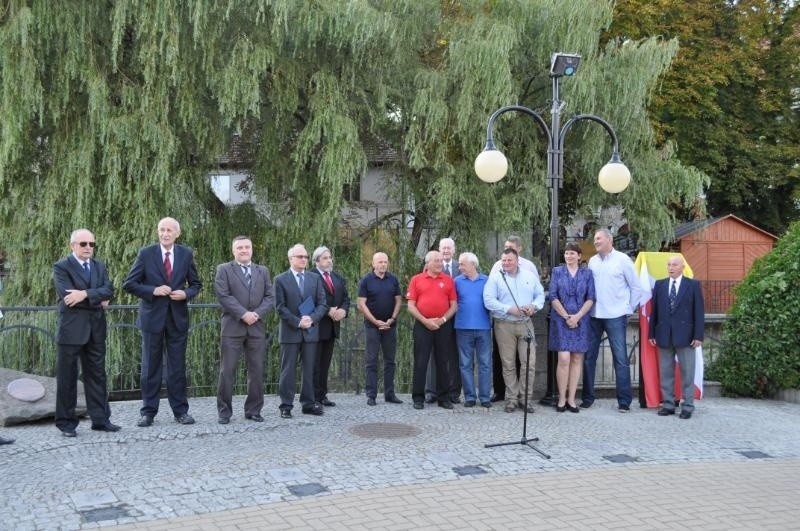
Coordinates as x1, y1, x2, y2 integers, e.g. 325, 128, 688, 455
712, 221, 800, 397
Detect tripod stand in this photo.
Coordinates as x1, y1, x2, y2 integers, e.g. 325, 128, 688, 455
485, 328, 551, 459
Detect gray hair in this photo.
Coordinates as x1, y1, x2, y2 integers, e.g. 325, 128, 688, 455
459, 252, 479, 268
439, 237, 455, 250
424, 250, 440, 265
69, 228, 93, 243
312, 246, 331, 264
287, 243, 306, 258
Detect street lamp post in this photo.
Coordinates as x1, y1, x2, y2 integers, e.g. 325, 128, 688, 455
475, 53, 631, 407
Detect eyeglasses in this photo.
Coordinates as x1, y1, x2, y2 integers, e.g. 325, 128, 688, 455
74, 242, 96, 248
292, 255, 309, 259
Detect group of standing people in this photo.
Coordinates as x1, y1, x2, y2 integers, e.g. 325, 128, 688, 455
46, 219, 704, 438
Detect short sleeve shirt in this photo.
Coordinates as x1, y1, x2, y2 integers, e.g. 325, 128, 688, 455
406, 272, 456, 318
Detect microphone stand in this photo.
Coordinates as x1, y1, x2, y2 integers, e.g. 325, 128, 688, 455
485, 270, 551, 459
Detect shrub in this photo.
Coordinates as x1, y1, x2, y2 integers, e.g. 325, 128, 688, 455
711, 221, 800, 397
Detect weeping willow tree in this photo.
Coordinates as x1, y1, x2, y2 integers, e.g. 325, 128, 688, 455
1, 1, 706, 391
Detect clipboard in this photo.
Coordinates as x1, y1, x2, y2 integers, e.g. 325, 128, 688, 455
298, 296, 315, 316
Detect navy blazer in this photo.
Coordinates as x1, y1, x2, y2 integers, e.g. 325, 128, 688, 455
649, 276, 705, 348
307, 268, 350, 340
273, 268, 328, 344
53, 256, 114, 345
122, 244, 202, 333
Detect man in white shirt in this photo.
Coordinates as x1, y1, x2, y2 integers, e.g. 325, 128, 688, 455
581, 229, 646, 412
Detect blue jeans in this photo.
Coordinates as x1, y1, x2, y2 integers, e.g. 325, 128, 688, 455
582, 315, 632, 407
456, 329, 492, 403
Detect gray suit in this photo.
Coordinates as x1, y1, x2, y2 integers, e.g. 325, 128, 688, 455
215, 261, 274, 419
274, 268, 328, 411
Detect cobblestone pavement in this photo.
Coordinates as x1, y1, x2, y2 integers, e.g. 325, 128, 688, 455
1, 395, 799, 530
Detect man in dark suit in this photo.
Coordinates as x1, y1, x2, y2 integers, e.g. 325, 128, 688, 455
308, 246, 349, 407
648, 255, 704, 420
273, 244, 328, 418
53, 228, 119, 437
214, 236, 274, 424
123, 217, 202, 427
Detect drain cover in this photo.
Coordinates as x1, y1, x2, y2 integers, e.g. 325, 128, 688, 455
80, 506, 131, 523
738, 450, 772, 459
288, 483, 329, 497
603, 454, 638, 463
453, 465, 487, 476
349, 422, 422, 439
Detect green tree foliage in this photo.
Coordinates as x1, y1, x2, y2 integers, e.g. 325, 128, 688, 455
0, 0, 706, 310
606, 0, 800, 235
713, 221, 800, 396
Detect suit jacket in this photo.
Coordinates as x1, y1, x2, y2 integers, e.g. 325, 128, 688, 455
273, 268, 328, 344
122, 243, 202, 333
649, 276, 705, 348
215, 261, 274, 338
53, 256, 114, 345
307, 268, 350, 340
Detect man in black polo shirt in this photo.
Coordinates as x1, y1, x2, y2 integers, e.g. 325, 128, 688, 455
357, 252, 404, 406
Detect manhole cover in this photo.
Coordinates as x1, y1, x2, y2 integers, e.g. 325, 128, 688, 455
288, 483, 329, 497
349, 422, 422, 439
602, 454, 638, 463
80, 506, 131, 523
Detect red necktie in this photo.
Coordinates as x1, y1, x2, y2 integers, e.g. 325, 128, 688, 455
323, 271, 334, 294
164, 251, 172, 282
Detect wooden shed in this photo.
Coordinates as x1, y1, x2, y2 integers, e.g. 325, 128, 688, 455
668, 214, 777, 312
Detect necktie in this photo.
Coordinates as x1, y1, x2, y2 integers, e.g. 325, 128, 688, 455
323, 271, 334, 293
82, 262, 90, 282
669, 280, 677, 310
164, 251, 172, 282
297, 272, 304, 292
444, 263, 450, 276
243, 266, 251, 286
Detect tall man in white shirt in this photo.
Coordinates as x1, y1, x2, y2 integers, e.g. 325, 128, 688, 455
581, 229, 646, 412
484, 248, 545, 413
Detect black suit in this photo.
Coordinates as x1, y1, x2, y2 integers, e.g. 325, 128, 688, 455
273, 268, 328, 411
122, 244, 202, 418
308, 268, 349, 403
53, 255, 114, 431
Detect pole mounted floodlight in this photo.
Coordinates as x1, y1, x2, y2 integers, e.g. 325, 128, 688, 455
474, 52, 631, 408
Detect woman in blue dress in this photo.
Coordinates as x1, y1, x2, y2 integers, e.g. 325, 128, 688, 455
548, 243, 595, 412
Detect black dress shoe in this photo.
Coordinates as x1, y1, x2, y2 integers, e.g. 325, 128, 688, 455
480, 401, 492, 408
91, 422, 121, 432
61, 429, 77, 438
245, 414, 264, 422
321, 398, 336, 407
218, 417, 230, 425
137, 415, 154, 427
566, 403, 580, 413
490, 393, 504, 403
302, 406, 324, 416
437, 401, 454, 410
0, 436, 14, 445
556, 404, 567, 413
449, 396, 461, 404
174, 413, 196, 425
463, 400, 476, 407
579, 400, 593, 409
413, 402, 424, 410
679, 410, 693, 419
385, 395, 404, 404
280, 409, 292, 419
657, 407, 675, 416
424, 396, 436, 404
367, 398, 377, 406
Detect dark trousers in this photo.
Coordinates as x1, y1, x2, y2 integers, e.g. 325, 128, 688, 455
56, 339, 111, 431
491, 332, 520, 399
278, 341, 317, 411
425, 327, 461, 401
217, 333, 266, 419
314, 337, 336, 402
364, 325, 397, 399
140, 316, 189, 418
412, 321, 451, 404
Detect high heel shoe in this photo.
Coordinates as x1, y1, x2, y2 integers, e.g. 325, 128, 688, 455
566, 403, 580, 413
556, 403, 566, 413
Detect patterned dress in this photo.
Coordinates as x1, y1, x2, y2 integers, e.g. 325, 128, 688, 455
547, 265, 596, 352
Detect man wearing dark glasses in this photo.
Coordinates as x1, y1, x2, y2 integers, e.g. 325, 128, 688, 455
52, 229, 118, 437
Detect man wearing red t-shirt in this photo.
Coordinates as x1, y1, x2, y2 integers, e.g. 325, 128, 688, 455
406, 250, 458, 410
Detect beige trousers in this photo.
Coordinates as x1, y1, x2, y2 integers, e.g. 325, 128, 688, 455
493, 319, 536, 406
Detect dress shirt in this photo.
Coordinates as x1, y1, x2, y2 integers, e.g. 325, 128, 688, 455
483, 267, 545, 321
670, 275, 682, 294
588, 249, 646, 318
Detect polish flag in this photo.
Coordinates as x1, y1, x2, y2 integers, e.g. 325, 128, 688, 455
634, 252, 703, 408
